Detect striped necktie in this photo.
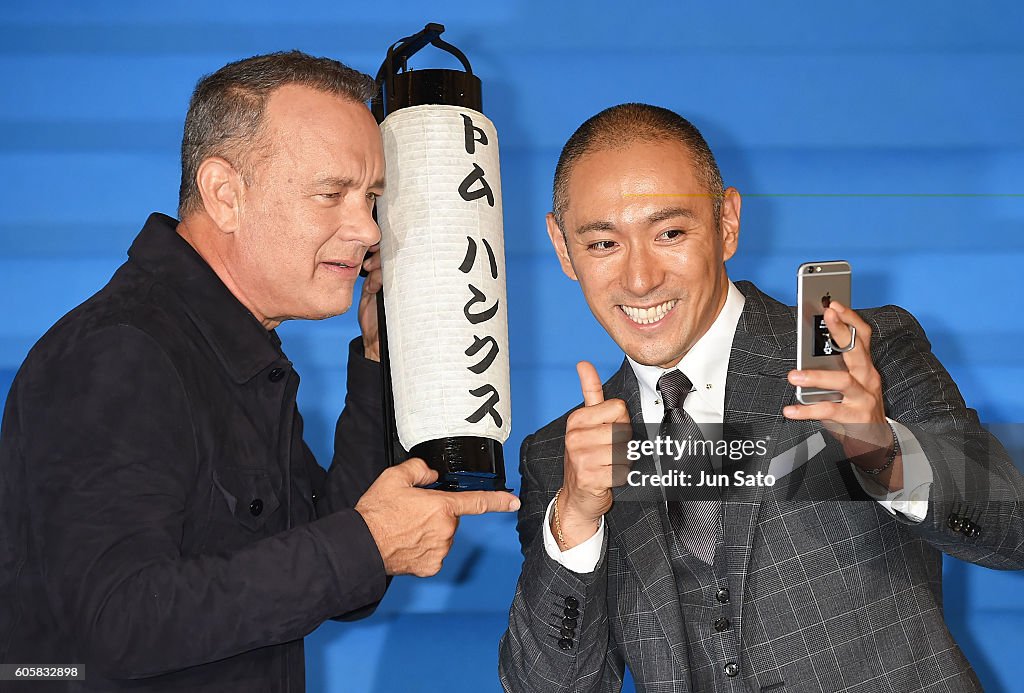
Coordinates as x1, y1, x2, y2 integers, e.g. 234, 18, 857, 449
657, 369, 721, 565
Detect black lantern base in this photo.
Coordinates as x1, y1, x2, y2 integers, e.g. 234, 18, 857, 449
410, 436, 508, 491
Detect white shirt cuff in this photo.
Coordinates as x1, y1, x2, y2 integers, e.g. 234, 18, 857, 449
541, 497, 605, 573
854, 418, 933, 522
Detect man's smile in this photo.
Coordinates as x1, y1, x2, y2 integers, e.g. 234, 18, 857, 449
618, 299, 678, 326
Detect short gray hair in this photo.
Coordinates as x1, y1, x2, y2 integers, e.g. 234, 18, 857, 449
177, 50, 377, 218
552, 103, 724, 231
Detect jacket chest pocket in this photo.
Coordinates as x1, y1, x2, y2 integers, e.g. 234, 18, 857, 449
213, 467, 283, 532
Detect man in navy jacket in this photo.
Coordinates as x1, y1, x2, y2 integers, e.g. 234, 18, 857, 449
0, 51, 518, 692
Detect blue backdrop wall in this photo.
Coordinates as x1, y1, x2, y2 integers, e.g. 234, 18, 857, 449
1, 2, 1022, 691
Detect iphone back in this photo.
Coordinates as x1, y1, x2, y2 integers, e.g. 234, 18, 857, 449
796, 260, 851, 404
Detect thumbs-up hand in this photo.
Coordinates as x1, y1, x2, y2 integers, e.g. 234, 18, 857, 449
553, 361, 632, 550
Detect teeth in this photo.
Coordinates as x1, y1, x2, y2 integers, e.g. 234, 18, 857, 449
620, 300, 677, 325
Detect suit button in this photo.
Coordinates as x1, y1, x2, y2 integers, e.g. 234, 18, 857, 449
716, 587, 730, 604
562, 616, 578, 629
714, 618, 730, 632
724, 662, 739, 677
558, 638, 573, 651
564, 596, 579, 608
268, 367, 286, 382
947, 513, 962, 531
249, 498, 264, 516
564, 607, 579, 619
560, 626, 574, 638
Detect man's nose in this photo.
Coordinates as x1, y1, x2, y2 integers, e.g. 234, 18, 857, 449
344, 206, 382, 247
624, 245, 663, 296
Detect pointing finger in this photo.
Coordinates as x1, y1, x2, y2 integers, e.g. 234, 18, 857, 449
449, 490, 521, 516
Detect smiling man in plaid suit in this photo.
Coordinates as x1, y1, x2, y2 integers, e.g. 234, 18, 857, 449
498, 103, 1024, 693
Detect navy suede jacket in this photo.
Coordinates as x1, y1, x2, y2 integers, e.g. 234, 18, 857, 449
0, 213, 388, 691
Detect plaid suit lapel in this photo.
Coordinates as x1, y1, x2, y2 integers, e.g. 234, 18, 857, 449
721, 281, 800, 652
603, 360, 692, 677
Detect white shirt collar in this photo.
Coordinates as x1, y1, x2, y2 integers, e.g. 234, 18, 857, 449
627, 281, 745, 422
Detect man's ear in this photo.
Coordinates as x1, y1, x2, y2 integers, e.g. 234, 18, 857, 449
196, 157, 243, 233
719, 186, 741, 263
545, 212, 578, 281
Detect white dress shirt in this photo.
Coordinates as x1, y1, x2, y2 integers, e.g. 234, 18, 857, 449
544, 281, 933, 572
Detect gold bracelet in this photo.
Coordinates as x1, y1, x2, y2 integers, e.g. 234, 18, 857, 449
552, 487, 569, 551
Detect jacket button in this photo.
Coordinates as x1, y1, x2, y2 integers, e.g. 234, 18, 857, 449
249, 498, 264, 516
564, 596, 579, 608
558, 638, 573, 651
724, 662, 739, 677
947, 513, 962, 531
268, 367, 286, 382
560, 626, 574, 638
714, 617, 730, 632
564, 607, 579, 619
561, 616, 578, 629
716, 587, 730, 603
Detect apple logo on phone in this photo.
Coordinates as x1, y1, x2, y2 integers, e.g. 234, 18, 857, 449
821, 293, 831, 310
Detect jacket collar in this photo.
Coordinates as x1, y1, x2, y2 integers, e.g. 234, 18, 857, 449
731, 279, 797, 372
127, 213, 284, 383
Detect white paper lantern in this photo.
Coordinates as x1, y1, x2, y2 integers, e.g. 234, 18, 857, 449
376, 104, 511, 452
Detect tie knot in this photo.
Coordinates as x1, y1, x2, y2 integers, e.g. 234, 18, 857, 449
657, 369, 694, 410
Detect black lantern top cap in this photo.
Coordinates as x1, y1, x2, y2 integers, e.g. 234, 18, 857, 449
373, 23, 483, 122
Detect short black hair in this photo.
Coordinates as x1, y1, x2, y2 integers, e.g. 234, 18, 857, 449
178, 50, 377, 218
552, 103, 724, 230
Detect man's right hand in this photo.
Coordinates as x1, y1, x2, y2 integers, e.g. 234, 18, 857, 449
555, 361, 632, 549
356, 458, 520, 577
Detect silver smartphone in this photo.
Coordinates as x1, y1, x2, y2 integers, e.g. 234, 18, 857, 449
796, 260, 851, 404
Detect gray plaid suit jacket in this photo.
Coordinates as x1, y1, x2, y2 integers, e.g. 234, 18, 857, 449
499, 280, 1024, 693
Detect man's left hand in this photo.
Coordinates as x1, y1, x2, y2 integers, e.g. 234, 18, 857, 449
358, 244, 383, 362
783, 301, 902, 490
